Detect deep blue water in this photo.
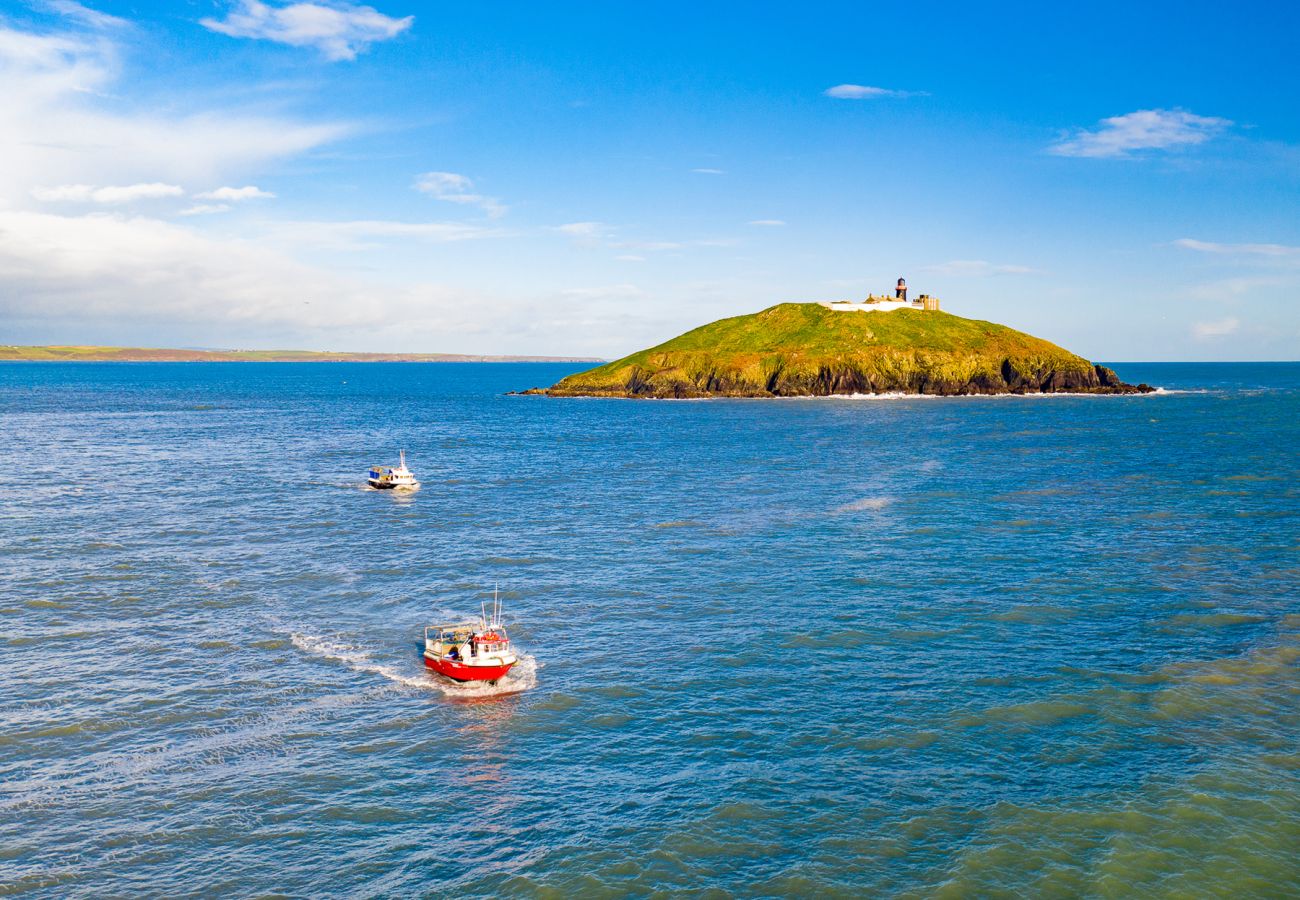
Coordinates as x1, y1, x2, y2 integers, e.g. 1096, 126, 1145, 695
1, 362, 1297, 897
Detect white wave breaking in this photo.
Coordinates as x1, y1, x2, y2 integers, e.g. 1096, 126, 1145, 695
828, 390, 1179, 400
838, 496, 893, 512
290, 632, 538, 698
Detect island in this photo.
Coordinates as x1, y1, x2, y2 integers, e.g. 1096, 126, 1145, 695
524, 297, 1153, 398
0, 346, 602, 363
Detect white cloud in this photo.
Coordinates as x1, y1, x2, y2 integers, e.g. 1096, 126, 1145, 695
1185, 275, 1289, 300
613, 240, 683, 252
824, 84, 920, 99
44, 1, 130, 30
556, 221, 606, 238
179, 204, 232, 216
1174, 238, 1300, 259
263, 218, 501, 251
691, 167, 725, 175
0, 208, 649, 355
200, 1, 413, 62
413, 171, 505, 218
194, 185, 276, 201
29, 184, 93, 202
922, 260, 1036, 276
558, 284, 645, 301
1051, 109, 1232, 158
554, 221, 610, 249
0, 209, 483, 342
0, 22, 349, 205
747, 219, 785, 226
555, 222, 725, 254
1192, 317, 1240, 339
0, 26, 113, 101
0, 20, 559, 353
32, 182, 185, 203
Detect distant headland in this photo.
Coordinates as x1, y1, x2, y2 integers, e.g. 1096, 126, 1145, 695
525, 286, 1154, 398
0, 346, 603, 364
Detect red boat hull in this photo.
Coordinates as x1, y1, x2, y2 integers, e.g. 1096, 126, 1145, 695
423, 653, 514, 682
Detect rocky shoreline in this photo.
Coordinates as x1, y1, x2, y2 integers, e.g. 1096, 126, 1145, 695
525, 361, 1152, 398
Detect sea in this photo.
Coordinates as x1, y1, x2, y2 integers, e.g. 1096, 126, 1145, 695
1, 361, 1297, 897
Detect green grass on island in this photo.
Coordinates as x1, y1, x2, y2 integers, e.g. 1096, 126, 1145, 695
0, 345, 602, 363
537, 302, 1151, 397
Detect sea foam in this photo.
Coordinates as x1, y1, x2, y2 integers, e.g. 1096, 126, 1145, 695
290, 632, 538, 698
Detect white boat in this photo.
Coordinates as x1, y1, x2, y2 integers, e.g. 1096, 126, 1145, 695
367, 450, 420, 490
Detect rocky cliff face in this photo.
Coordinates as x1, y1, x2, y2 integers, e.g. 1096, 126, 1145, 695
527, 303, 1154, 398
539, 360, 1149, 398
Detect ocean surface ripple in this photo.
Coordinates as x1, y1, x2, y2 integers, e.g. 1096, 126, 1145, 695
1, 361, 1297, 897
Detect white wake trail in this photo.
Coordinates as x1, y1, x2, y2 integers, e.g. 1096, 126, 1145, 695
290, 632, 538, 697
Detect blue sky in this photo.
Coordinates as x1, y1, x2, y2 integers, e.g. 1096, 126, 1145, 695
1, 0, 1296, 358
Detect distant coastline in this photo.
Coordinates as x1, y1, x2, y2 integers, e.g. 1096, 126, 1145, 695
0, 345, 604, 364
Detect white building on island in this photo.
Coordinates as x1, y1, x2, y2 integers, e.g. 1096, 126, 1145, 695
820, 278, 941, 313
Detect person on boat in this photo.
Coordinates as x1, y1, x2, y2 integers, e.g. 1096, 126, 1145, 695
448, 644, 460, 661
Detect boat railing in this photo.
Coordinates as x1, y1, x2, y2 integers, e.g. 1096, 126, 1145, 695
425, 624, 479, 643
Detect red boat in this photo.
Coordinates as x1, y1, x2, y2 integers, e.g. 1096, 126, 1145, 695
423, 593, 517, 683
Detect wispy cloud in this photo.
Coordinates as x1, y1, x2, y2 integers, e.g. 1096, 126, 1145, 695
747, 219, 785, 227
555, 221, 607, 239
32, 182, 184, 203
613, 239, 684, 252
691, 167, 725, 175
1192, 317, 1240, 339
413, 171, 505, 218
555, 221, 734, 256
1184, 275, 1289, 301
44, 1, 130, 29
266, 218, 501, 251
922, 260, 1036, 276
0, 209, 486, 344
194, 185, 275, 201
179, 203, 232, 216
824, 84, 923, 99
1051, 109, 1231, 158
1174, 238, 1300, 259
0, 21, 350, 205
558, 284, 645, 301
553, 221, 611, 250
200, 1, 413, 61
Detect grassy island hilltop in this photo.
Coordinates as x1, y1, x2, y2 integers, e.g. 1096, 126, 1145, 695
530, 302, 1153, 398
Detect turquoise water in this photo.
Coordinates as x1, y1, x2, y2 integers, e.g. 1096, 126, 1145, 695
1, 362, 1297, 897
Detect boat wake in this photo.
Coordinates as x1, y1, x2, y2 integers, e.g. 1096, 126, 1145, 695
289, 632, 538, 698
440, 652, 539, 699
